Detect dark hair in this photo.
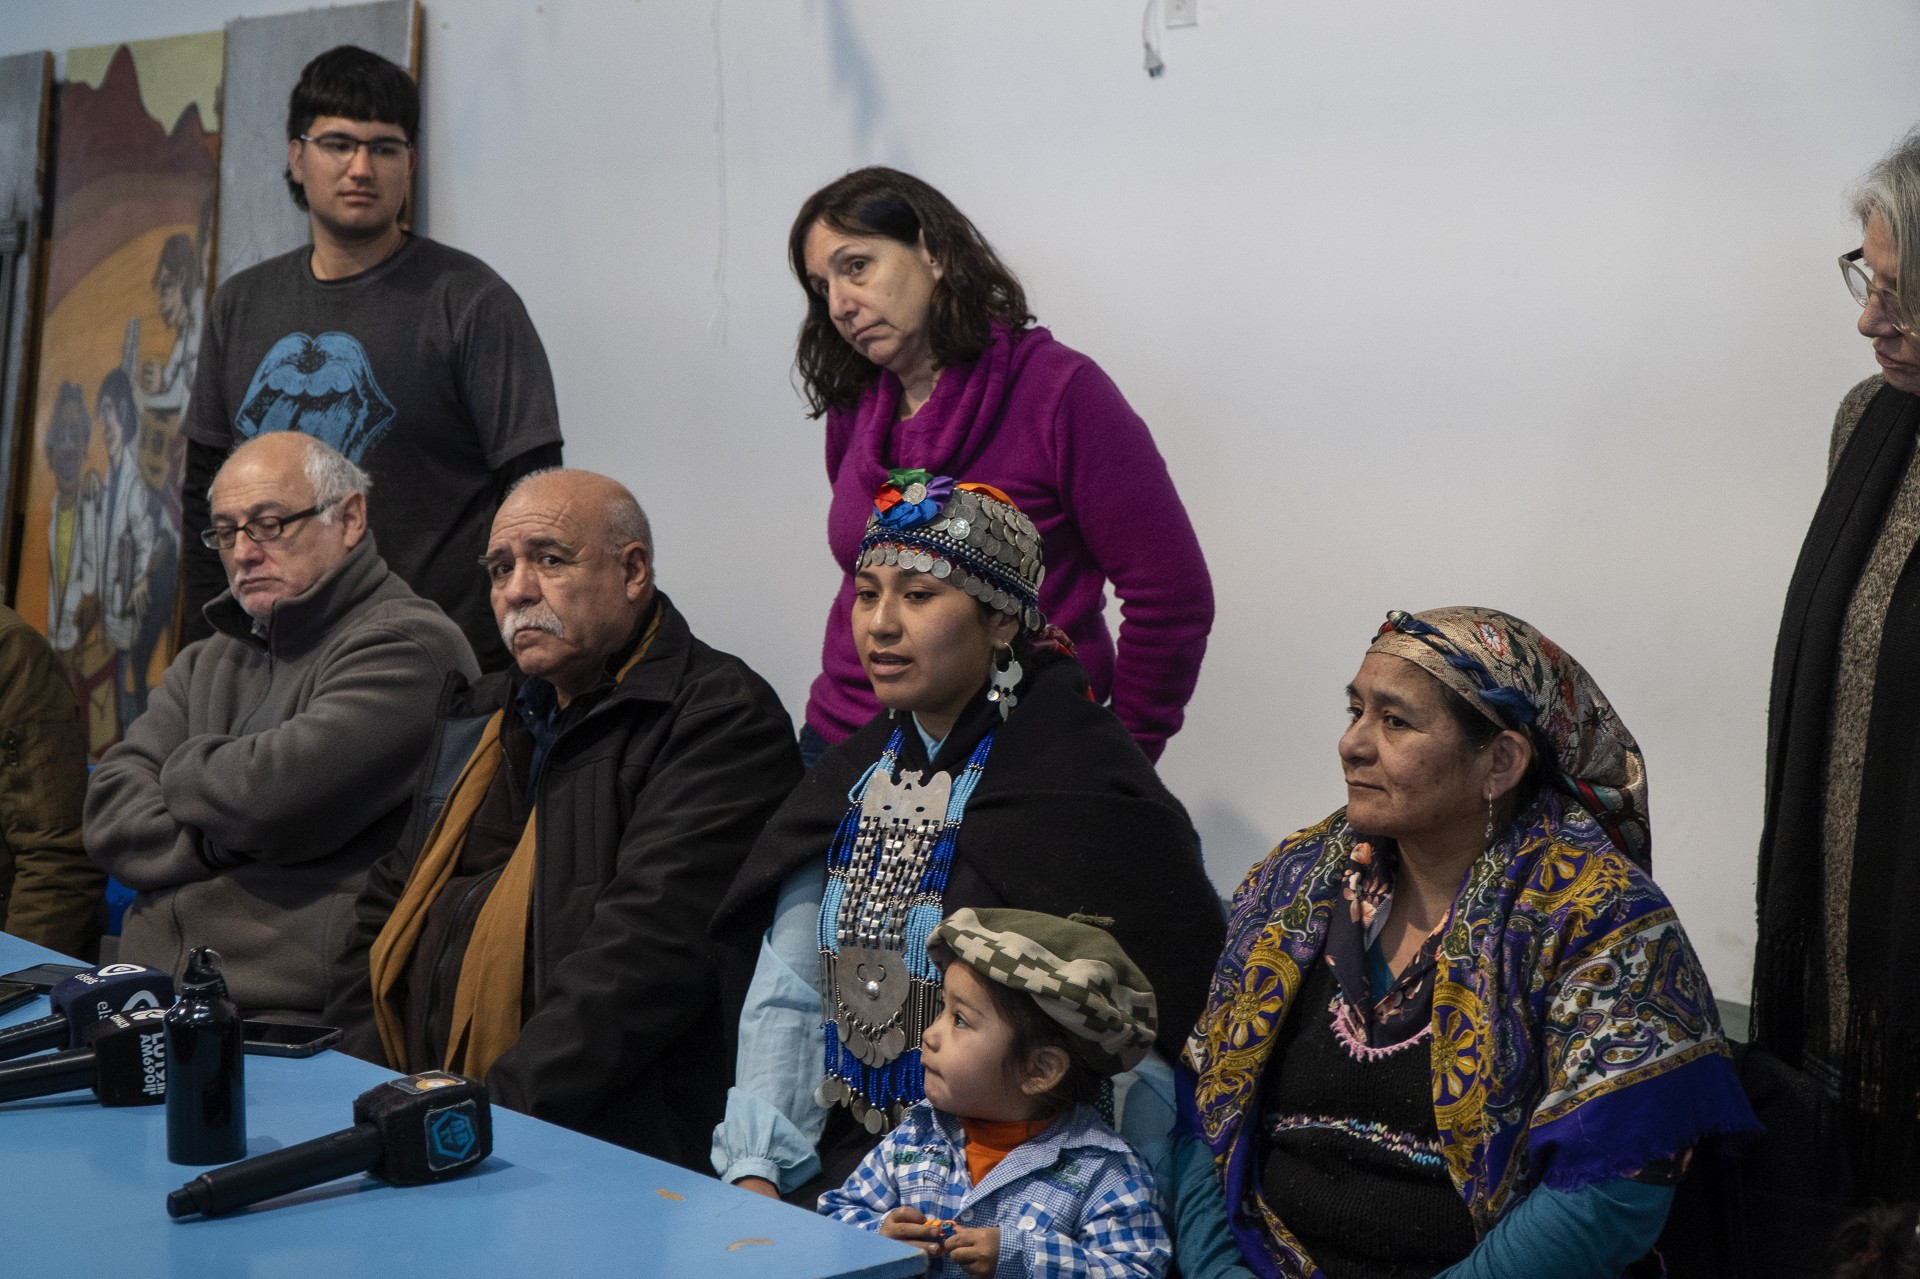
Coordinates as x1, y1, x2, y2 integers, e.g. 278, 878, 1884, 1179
975, 972, 1104, 1117
49, 381, 90, 450
1832, 1204, 1920, 1279
284, 46, 419, 210
789, 167, 1034, 417
1435, 681, 1504, 751
1431, 677, 1546, 809
95, 368, 137, 444
151, 233, 201, 296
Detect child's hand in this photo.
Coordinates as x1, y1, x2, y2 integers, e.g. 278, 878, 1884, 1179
879, 1206, 949, 1255
944, 1225, 1000, 1276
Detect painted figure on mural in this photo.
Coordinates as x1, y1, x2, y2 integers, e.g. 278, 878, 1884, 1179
64, 178, 202, 748
96, 366, 159, 734
43, 382, 101, 668
121, 231, 200, 738
127, 405, 182, 737
139, 232, 204, 426
42, 382, 117, 751
133, 406, 185, 728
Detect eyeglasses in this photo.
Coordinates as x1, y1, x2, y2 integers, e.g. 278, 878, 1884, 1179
298, 132, 412, 164
1841, 248, 1919, 338
200, 500, 337, 551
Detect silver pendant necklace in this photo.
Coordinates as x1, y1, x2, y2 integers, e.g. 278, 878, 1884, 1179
826, 766, 951, 1068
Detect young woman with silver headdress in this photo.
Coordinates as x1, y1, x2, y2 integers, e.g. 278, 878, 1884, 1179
711, 473, 1246, 1278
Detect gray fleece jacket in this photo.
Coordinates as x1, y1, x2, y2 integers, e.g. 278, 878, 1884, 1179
86, 535, 477, 1017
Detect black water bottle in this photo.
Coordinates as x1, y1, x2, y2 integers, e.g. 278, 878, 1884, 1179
165, 947, 246, 1165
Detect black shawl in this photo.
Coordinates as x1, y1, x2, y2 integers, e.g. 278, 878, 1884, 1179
1755, 380, 1920, 1190
714, 652, 1226, 1062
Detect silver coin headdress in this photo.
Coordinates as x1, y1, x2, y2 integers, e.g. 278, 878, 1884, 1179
857, 469, 1046, 634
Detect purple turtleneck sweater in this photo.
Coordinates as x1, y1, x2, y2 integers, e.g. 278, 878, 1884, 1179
804, 324, 1213, 761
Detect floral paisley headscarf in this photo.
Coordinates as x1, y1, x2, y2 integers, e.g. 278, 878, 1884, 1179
1183, 607, 1757, 1278
1368, 606, 1649, 868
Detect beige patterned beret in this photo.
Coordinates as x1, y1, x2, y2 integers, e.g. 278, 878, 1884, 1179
928, 907, 1158, 1075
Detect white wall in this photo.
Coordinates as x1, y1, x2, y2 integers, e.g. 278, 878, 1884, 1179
9, 0, 1920, 999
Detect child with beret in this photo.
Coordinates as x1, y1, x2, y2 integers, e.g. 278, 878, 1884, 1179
818, 907, 1170, 1278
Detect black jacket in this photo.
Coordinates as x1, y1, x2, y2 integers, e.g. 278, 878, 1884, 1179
715, 651, 1224, 1064
328, 592, 802, 1166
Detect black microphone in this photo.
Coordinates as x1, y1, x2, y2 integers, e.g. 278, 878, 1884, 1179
0, 1008, 169, 1105
166, 1071, 492, 1218
0, 963, 176, 1061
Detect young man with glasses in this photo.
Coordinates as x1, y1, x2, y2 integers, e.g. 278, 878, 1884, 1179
1756, 126, 1920, 1208
180, 44, 562, 672
87, 432, 476, 1022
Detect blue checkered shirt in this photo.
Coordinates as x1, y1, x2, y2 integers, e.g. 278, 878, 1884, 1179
819, 1101, 1171, 1278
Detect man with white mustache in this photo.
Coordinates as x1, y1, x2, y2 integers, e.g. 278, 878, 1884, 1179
330, 468, 802, 1168
498, 601, 563, 646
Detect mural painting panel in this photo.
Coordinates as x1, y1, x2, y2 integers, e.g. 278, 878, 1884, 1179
18, 34, 221, 757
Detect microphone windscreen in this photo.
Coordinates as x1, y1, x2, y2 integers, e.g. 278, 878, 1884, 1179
351, 1072, 491, 1185
81, 1009, 169, 1106
49, 965, 175, 1044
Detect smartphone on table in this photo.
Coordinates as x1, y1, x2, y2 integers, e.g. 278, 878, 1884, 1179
1, 962, 88, 992
0, 981, 39, 1015
242, 1020, 342, 1058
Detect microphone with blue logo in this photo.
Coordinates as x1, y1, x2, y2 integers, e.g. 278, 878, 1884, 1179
165, 1071, 493, 1218
0, 963, 175, 1061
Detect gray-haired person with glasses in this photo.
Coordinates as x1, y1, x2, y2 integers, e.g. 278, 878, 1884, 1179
1756, 127, 1920, 1209
197, 499, 336, 550
85, 432, 476, 1023
179, 44, 563, 674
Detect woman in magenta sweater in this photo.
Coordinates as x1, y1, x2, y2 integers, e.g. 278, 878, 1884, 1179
791, 166, 1213, 764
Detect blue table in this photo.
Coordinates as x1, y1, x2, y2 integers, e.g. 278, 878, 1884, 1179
0, 933, 924, 1278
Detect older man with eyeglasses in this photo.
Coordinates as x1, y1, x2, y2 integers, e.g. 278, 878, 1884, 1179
1757, 127, 1920, 1205
177, 44, 562, 674
86, 432, 476, 1022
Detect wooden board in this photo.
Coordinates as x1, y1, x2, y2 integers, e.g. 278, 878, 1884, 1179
0, 51, 52, 603
17, 33, 222, 758
217, 0, 419, 284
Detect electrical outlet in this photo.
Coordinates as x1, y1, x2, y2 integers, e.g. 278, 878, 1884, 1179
1165, 0, 1198, 28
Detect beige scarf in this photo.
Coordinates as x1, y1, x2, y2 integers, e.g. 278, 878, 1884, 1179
368, 611, 661, 1078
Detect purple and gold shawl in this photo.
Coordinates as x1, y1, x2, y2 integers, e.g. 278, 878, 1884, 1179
1183, 608, 1759, 1277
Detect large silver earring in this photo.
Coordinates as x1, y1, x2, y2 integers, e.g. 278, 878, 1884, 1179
1484, 789, 1496, 848
987, 646, 1023, 721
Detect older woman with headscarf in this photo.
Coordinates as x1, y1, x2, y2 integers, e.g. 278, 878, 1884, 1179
712, 474, 1248, 1278
1185, 608, 1758, 1278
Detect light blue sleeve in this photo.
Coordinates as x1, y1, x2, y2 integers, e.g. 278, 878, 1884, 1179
710, 859, 830, 1192
1114, 1055, 1257, 1279
1433, 1179, 1674, 1279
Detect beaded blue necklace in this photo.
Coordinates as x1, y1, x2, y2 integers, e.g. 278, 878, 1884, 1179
814, 725, 995, 1132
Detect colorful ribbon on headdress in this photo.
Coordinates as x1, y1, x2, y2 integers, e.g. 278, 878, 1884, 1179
857, 471, 1047, 633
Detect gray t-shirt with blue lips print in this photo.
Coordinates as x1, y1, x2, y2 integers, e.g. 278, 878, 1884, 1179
184, 233, 562, 669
